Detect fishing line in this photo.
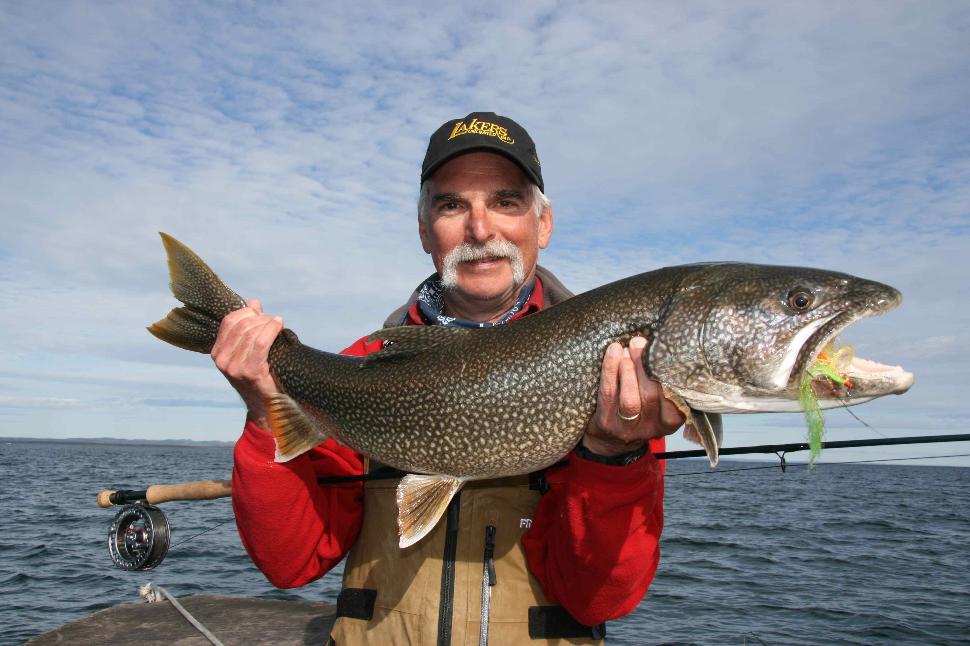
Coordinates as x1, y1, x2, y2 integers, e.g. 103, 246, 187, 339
811, 452, 970, 466
169, 518, 234, 551
837, 396, 888, 438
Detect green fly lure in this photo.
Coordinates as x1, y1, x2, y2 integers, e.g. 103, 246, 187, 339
800, 341, 854, 464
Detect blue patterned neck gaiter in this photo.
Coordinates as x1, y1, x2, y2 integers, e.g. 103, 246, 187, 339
413, 274, 536, 328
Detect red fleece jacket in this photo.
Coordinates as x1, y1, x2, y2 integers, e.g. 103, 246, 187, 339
231, 279, 666, 626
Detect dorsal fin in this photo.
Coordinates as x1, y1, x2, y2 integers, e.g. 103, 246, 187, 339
362, 326, 470, 365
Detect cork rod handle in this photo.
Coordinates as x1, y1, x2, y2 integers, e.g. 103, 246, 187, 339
96, 479, 233, 508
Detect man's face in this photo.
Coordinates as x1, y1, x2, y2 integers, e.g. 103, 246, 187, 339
419, 152, 553, 308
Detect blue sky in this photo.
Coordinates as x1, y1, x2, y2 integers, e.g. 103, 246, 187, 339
1, 1, 968, 465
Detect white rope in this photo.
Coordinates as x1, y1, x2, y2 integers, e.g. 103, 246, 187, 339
139, 582, 226, 646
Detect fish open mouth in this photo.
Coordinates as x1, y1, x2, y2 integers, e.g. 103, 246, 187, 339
787, 307, 913, 404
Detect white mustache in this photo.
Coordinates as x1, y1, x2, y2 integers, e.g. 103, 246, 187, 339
440, 240, 525, 290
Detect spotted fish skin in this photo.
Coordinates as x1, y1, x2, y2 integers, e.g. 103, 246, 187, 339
150, 234, 911, 479
267, 269, 673, 478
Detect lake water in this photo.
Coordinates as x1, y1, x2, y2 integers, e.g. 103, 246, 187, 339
1, 440, 968, 645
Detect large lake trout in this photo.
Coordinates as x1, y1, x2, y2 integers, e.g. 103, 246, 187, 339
149, 233, 913, 546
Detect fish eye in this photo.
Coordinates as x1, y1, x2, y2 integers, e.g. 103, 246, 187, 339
787, 288, 814, 312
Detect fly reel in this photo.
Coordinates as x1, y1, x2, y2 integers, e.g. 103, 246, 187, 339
108, 503, 171, 571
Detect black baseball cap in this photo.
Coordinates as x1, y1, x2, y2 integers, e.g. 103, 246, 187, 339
421, 112, 543, 192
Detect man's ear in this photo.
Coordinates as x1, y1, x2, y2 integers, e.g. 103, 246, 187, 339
538, 205, 553, 249
418, 216, 432, 254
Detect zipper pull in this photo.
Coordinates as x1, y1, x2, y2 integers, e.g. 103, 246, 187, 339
484, 525, 497, 585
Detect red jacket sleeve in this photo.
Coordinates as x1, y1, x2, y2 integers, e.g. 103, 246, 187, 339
521, 437, 666, 626
231, 335, 379, 588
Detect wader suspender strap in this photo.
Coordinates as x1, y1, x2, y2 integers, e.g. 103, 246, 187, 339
436, 492, 461, 646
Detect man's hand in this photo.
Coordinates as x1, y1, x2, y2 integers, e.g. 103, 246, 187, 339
582, 336, 685, 457
210, 298, 284, 430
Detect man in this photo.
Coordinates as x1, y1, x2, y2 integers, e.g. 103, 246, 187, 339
221, 112, 685, 645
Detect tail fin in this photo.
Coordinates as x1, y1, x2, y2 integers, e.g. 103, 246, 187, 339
147, 233, 247, 354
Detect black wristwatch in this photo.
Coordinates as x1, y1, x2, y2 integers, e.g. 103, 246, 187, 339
575, 439, 648, 466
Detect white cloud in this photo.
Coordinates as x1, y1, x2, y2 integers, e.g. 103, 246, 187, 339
0, 1, 966, 464
0, 396, 82, 409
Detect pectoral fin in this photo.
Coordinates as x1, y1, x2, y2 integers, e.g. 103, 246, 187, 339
396, 474, 466, 548
661, 386, 723, 467
267, 393, 331, 462
684, 410, 723, 467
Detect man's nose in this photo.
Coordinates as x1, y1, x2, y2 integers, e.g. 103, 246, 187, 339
466, 202, 494, 243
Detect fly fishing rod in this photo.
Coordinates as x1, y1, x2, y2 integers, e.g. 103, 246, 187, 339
654, 433, 970, 460
97, 434, 970, 570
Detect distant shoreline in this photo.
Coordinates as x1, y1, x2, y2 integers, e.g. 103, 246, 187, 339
0, 436, 234, 448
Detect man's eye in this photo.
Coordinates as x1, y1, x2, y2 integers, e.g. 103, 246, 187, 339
498, 200, 516, 208
440, 202, 460, 211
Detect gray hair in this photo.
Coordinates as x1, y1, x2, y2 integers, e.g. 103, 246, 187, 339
417, 181, 551, 223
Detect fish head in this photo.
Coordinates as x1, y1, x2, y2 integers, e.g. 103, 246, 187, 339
649, 263, 913, 413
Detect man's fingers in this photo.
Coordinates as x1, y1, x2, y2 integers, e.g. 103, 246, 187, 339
629, 335, 686, 432
616, 347, 641, 421
251, 316, 284, 358
595, 343, 622, 425
235, 316, 279, 363
238, 316, 283, 391
213, 313, 282, 383
218, 304, 257, 335
627, 336, 655, 416
215, 301, 263, 344
628, 337, 650, 389
658, 397, 687, 430
585, 336, 689, 453
213, 316, 264, 375
213, 307, 254, 358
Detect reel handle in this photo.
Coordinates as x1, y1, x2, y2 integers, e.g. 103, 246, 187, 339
97, 479, 232, 508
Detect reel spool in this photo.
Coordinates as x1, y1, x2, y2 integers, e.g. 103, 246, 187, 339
108, 503, 171, 570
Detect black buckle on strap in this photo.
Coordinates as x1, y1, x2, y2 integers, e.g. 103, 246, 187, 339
529, 470, 550, 493
336, 588, 376, 621
528, 605, 605, 640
